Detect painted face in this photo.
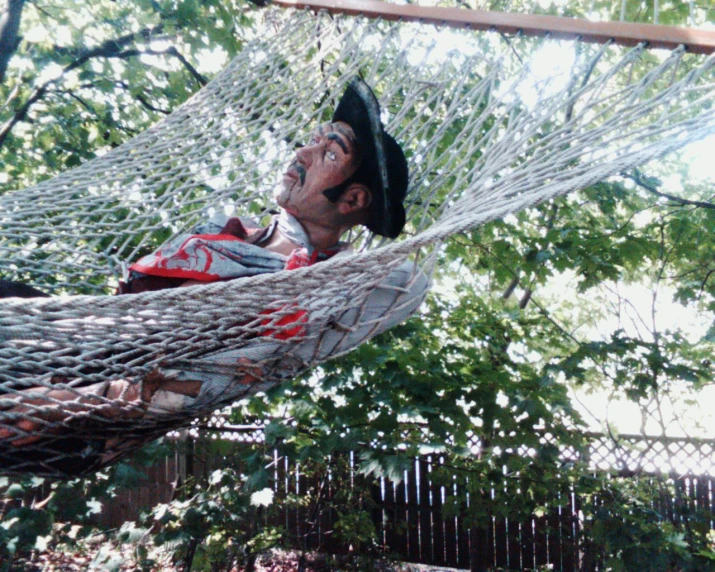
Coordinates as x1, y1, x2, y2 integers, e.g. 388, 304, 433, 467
275, 121, 360, 224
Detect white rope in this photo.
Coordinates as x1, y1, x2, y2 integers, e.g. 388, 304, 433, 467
1, 8, 714, 476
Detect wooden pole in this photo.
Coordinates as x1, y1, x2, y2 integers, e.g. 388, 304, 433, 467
273, 0, 715, 55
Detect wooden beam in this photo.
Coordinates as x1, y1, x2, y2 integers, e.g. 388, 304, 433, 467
273, 0, 715, 55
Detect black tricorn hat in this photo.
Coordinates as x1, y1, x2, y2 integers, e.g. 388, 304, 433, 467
332, 77, 408, 239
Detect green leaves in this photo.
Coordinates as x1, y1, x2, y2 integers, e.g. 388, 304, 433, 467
1, 507, 52, 553
0, 0, 258, 194
1, 0, 713, 568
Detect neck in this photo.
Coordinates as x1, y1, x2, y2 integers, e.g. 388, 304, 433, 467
264, 211, 346, 255
295, 219, 345, 251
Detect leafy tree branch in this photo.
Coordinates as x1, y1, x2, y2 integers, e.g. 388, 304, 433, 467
163, 46, 207, 87
623, 169, 715, 210
112, 80, 172, 115
0, 27, 205, 149
61, 25, 164, 73
452, 234, 583, 346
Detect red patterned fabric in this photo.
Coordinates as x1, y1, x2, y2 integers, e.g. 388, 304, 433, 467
124, 217, 345, 339
128, 217, 342, 283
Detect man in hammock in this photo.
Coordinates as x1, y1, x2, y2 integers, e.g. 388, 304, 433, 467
0, 78, 427, 462
118, 77, 408, 294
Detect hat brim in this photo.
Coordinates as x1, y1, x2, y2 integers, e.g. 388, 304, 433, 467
333, 78, 406, 239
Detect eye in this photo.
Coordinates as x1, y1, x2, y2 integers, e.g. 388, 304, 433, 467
310, 135, 320, 145
326, 150, 336, 161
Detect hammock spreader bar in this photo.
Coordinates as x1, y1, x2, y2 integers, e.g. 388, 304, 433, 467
274, 0, 715, 54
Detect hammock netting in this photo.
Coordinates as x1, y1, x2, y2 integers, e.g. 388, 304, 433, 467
0, 6, 713, 477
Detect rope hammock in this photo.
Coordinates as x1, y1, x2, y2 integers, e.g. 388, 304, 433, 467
1, 5, 714, 477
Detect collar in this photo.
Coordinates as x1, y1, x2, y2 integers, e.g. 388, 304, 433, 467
261, 210, 347, 257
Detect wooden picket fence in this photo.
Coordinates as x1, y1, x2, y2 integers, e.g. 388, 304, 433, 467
95, 426, 715, 571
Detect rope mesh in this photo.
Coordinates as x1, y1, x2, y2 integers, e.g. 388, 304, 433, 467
1, 8, 714, 476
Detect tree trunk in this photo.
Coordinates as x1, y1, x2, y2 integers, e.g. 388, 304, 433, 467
0, 0, 25, 84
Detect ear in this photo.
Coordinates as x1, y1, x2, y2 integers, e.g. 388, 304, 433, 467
336, 183, 371, 215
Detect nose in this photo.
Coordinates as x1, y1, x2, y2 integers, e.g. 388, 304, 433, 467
295, 141, 318, 166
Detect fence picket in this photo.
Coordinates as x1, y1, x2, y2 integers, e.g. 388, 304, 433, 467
406, 461, 421, 562
506, 519, 521, 569
418, 458, 433, 563
569, 489, 581, 571
533, 513, 548, 569
455, 480, 470, 569
394, 471, 409, 558
546, 504, 562, 572
429, 458, 446, 566
494, 511, 508, 568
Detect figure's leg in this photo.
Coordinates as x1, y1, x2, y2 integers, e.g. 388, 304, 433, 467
141, 359, 262, 414
0, 364, 258, 448
0, 379, 148, 446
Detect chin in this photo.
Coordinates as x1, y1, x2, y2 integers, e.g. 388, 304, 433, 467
282, 206, 300, 217
274, 196, 294, 214
274, 190, 289, 208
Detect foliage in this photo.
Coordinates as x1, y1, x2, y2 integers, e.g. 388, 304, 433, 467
0, 440, 171, 570
96, 442, 385, 571
0, 0, 256, 193
1, 0, 715, 570
129, 465, 279, 571
580, 475, 715, 572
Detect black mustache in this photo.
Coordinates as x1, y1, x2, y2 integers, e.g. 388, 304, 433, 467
294, 164, 306, 186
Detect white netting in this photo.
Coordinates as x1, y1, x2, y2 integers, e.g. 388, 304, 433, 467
0, 8, 713, 476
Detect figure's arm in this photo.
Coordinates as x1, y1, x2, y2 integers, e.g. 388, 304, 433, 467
147, 261, 430, 414
294, 260, 430, 362
0, 279, 49, 299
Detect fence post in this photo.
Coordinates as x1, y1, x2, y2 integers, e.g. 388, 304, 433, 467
469, 521, 490, 572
